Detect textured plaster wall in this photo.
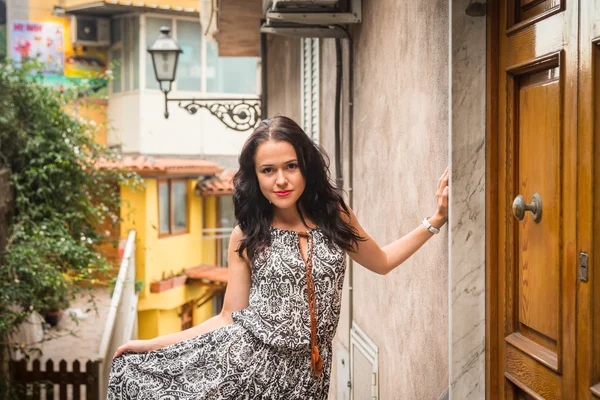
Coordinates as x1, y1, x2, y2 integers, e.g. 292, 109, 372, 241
343, 1, 449, 398
266, 0, 449, 397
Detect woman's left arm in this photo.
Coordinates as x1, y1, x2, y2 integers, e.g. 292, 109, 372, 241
345, 167, 449, 275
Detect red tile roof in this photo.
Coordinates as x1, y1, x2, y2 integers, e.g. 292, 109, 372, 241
97, 155, 223, 177
196, 170, 235, 196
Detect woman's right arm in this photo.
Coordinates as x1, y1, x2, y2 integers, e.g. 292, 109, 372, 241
113, 226, 251, 358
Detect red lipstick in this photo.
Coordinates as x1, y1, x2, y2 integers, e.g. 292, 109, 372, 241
275, 190, 292, 197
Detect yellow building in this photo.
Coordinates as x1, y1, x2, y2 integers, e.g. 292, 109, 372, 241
115, 155, 234, 339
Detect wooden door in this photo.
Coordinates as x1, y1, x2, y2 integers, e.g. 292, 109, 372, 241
489, 0, 580, 398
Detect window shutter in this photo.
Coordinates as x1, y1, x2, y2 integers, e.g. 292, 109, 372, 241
301, 38, 319, 143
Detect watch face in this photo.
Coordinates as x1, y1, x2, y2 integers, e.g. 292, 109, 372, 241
423, 218, 439, 234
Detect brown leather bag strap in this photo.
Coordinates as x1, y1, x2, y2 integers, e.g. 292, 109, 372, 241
298, 231, 323, 377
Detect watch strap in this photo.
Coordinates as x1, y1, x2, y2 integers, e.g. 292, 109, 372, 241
422, 217, 440, 234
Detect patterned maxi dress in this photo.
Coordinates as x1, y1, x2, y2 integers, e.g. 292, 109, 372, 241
107, 226, 346, 399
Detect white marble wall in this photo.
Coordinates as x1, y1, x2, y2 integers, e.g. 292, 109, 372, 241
449, 0, 487, 399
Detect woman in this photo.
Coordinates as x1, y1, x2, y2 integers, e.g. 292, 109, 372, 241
108, 116, 448, 399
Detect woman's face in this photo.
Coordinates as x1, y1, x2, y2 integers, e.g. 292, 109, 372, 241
254, 139, 306, 209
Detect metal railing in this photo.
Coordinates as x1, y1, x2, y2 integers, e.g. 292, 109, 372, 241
201, 227, 235, 240
97, 229, 139, 400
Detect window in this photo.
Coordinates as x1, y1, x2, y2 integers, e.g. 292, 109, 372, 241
216, 195, 235, 267
123, 17, 131, 90
110, 48, 122, 93
158, 179, 188, 236
206, 41, 258, 94
176, 20, 202, 91
301, 38, 320, 142
132, 17, 139, 90
110, 16, 139, 93
111, 18, 121, 44
109, 15, 257, 95
211, 194, 234, 315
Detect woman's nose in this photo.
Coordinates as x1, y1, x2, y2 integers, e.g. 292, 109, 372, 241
276, 170, 287, 186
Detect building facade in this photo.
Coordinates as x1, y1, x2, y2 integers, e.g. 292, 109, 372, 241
2, 0, 255, 341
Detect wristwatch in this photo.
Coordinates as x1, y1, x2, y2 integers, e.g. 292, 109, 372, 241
422, 217, 440, 234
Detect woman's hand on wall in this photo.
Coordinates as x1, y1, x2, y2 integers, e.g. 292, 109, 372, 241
113, 339, 162, 358
433, 167, 449, 225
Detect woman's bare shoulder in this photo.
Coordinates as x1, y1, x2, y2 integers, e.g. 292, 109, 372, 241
231, 225, 246, 241
337, 201, 354, 224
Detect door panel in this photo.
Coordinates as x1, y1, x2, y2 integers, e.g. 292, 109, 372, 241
516, 67, 560, 348
505, 344, 560, 398
506, 0, 563, 35
503, 51, 573, 399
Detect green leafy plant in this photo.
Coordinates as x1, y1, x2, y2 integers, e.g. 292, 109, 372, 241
0, 60, 142, 383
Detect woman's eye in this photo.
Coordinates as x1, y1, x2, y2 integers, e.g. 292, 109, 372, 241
287, 163, 298, 170
262, 168, 272, 174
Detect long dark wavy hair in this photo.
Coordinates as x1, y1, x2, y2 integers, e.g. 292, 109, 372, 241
233, 116, 365, 263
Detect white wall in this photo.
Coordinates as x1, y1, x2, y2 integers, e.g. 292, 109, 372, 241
107, 92, 141, 152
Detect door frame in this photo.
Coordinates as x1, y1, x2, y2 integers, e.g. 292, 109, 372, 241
485, 0, 500, 398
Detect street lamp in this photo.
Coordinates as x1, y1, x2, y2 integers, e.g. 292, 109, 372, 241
147, 26, 182, 117
147, 26, 261, 131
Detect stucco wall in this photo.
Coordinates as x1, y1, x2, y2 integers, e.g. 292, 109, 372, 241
344, 1, 449, 399
266, 0, 449, 397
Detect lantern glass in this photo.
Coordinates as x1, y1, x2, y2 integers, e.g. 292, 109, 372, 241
151, 51, 178, 82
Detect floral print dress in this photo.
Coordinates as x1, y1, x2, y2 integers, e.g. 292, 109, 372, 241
107, 226, 346, 399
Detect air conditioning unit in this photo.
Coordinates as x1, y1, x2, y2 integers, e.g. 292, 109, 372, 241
263, 0, 361, 24
273, 0, 340, 8
70, 16, 110, 47
260, 19, 347, 38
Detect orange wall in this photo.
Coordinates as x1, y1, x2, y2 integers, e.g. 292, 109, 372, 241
61, 100, 108, 146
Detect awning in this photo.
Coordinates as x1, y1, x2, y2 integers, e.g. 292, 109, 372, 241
185, 265, 228, 309
216, 0, 262, 57
195, 170, 235, 196
186, 265, 229, 284
64, 1, 199, 18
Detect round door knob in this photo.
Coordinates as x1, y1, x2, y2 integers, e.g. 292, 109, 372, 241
512, 193, 542, 223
